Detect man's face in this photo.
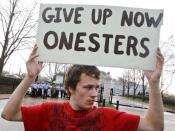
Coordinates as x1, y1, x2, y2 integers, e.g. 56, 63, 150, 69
70, 73, 99, 110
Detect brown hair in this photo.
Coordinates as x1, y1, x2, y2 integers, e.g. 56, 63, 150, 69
64, 64, 100, 96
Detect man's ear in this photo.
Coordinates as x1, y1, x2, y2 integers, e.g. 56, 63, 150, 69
68, 86, 74, 95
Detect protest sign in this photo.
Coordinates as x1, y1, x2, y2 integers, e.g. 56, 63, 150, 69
37, 4, 163, 70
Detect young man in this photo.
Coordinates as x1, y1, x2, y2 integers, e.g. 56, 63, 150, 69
1, 45, 164, 131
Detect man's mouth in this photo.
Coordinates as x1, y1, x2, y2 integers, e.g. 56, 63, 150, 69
87, 100, 95, 104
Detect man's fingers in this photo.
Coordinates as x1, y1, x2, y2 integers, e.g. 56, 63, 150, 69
30, 44, 38, 57
28, 54, 39, 62
156, 48, 164, 71
156, 48, 164, 64
157, 54, 164, 64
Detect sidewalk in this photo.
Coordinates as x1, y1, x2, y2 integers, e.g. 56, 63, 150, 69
0, 94, 66, 103
0, 96, 66, 131
0, 94, 11, 99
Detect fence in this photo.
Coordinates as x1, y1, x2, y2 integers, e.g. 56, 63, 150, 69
97, 86, 148, 110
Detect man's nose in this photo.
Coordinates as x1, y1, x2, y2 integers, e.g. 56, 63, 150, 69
90, 87, 98, 97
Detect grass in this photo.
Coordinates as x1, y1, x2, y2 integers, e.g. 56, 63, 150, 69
121, 95, 175, 113
163, 104, 175, 113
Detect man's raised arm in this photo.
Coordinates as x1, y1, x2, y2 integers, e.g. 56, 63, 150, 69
1, 45, 43, 121
138, 48, 164, 131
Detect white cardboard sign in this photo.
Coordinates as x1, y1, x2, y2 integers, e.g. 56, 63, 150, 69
37, 4, 163, 70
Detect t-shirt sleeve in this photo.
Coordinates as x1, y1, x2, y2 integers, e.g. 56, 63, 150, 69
101, 107, 140, 131
21, 103, 44, 131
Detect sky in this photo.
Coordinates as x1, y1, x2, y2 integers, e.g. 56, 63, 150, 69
1, 0, 175, 94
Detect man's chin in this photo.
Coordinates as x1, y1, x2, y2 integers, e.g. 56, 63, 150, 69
80, 104, 93, 110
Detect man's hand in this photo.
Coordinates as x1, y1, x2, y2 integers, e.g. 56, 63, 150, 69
1, 44, 44, 121
144, 48, 164, 86
138, 48, 164, 131
26, 44, 43, 79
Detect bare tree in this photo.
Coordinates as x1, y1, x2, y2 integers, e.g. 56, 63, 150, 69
121, 69, 148, 99
118, 74, 127, 96
123, 69, 131, 96
160, 35, 175, 96
141, 71, 148, 99
0, 0, 36, 76
129, 69, 142, 98
43, 63, 70, 82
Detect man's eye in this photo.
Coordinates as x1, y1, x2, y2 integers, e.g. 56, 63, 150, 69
83, 85, 99, 90
95, 86, 99, 90
88, 86, 92, 89
84, 85, 92, 89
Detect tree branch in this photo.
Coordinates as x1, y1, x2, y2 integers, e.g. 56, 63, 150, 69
0, 11, 8, 37
0, 41, 3, 48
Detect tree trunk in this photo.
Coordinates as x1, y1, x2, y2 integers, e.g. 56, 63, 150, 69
122, 85, 125, 96
0, 58, 5, 76
133, 89, 136, 98
127, 85, 130, 97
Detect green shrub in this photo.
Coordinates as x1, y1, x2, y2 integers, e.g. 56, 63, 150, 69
0, 76, 22, 85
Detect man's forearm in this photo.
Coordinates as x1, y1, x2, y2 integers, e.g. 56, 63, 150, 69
1, 76, 36, 121
145, 82, 164, 130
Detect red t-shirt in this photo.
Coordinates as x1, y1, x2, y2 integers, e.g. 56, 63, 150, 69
21, 102, 140, 131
